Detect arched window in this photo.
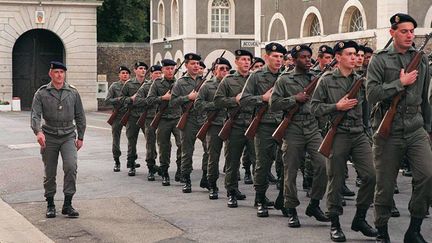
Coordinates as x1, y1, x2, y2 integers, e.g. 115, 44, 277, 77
309, 15, 321, 36
300, 7, 323, 38
157, 2, 165, 38
349, 8, 364, 32
171, 0, 179, 36
211, 0, 230, 33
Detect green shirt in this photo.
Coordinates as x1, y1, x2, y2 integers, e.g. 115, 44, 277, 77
134, 79, 158, 118
195, 76, 226, 126
147, 77, 181, 119
122, 78, 145, 117
105, 80, 127, 113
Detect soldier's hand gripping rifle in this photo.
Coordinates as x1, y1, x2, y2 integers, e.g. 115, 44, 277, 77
107, 82, 128, 125
376, 33, 432, 139
176, 51, 226, 130
272, 58, 338, 144
196, 111, 218, 141
244, 86, 274, 140
149, 60, 185, 129
318, 73, 366, 158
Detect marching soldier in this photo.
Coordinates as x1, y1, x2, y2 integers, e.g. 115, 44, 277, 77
366, 13, 432, 243
312, 45, 334, 74
251, 57, 265, 71
147, 59, 182, 186
31, 61, 86, 218
270, 45, 329, 227
311, 40, 377, 242
239, 43, 286, 217
195, 57, 231, 199
105, 66, 130, 172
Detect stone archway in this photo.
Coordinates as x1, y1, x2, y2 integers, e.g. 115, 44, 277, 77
12, 29, 64, 110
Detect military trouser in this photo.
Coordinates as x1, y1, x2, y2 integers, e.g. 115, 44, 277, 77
144, 118, 157, 168
326, 132, 375, 217
282, 131, 327, 208
373, 128, 432, 227
180, 117, 207, 176
254, 123, 278, 194
300, 153, 314, 180
111, 115, 123, 159
126, 116, 144, 165
157, 118, 181, 172
206, 125, 223, 183
42, 132, 77, 198
241, 140, 256, 171
225, 125, 254, 191
275, 146, 283, 178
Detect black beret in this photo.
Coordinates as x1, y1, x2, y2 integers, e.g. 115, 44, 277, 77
161, 59, 177, 67
265, 42, 287, 55
234, 49, 254, 60
134, 61, 148, 69
50, 61, 67, 71
318, 45, 334, 55
364, 46, 374, 54
149, 65, 162, 72
390, 13, 417, 28
199, 61, 206, 69
253, 57, 265, 65
290, 44, 312, 58
184, 53, 201, 61
333, 40, 359, 53
357, 45, 366, 53
215, 57, 232, 70
118, 66, 131, 74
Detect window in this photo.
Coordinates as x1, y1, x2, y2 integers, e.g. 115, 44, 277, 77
211, 0, 230, 33
171, 0, 179, 36
157, 2, 165, 38
349, 8, 364, 32
309, 15, 321, 36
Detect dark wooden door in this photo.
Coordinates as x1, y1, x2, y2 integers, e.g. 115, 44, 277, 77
13, 30, 64, 110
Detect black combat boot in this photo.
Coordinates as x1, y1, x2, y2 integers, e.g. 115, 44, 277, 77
200, 170, 209, 189
162, 171, 170, 186
351, 207, 378, 237
227, 190, 238, 208
62, 195, 79, 217
182, 174, 192, 193
244, 167, 253, 184
208, 181, 218, 200
404, 217, 427, 243
128, 163, 136, 176
113, 158, 120, 172
235, 189, 246, 200
147, 166, 156, 181
274, 187, 289, 217
376, 225, 391, 243
306, 199, 330, 222
255, 193, 269, 217
287, 208, 301, 228
45, 197, 56, 218
342, 181, 355, 197
265, 196, 274, 207
330, 215, 346, 242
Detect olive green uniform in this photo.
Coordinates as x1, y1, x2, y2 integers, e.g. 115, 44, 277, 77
366, 45, 432, 227
311, 68, 376, 217
31, 82, 86, 198
270, 68, 327, 208
240, 65, 283, 195
214, 71, 255, 193
170, 73, 208, 178
105, 80, 127, 160
147, 77, 182, 172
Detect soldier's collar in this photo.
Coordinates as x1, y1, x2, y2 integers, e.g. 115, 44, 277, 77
332, 68, 355, 78
262, 65, 280, 75
46, 81, 68, 90
292, 67, 311, 76
387, 43, 416, 55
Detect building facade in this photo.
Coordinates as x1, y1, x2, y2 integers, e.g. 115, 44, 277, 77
151, 0, 432, 68
0, 0, 102, 111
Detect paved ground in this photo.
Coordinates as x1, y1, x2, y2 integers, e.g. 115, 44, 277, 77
0, 111, 430, 243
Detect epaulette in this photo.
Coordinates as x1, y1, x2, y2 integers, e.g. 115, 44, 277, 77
69, 84, 77, 89
36, 84, 48, 91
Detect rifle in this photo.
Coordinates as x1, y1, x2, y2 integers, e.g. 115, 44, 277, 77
218, 106, 241, 141
136, 109, 148, 128
196, 111, 218, 141
318, 74, 366, 158
120, 104, 132, 126
272, 58, 338, 144
244, 85, 274, 139
376, 33, 432, 139
149, 60, 185, 129
176, 51, 226, 130
107, 81, 128, 125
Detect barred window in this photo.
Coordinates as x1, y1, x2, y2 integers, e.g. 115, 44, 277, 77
309, 15, 321, 36
349, 9, 364, 32
211, 0, 230, 33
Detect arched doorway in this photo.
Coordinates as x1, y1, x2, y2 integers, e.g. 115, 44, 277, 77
12, 29, 64, 110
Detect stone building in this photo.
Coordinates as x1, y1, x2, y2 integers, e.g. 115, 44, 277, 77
0, 0, 102, 111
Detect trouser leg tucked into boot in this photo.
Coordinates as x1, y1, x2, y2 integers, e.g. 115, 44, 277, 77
113, 157, 120, 172
62, 195, 79, 217
182, 174, 192, 193
306, 199, 330, 222
227, 189, 238, 208
208, 181, 218, 200
287, 208, 300, 228
351, 207, 377, 237
46, 197, 56, 218
200, 170, 209, 189
376, 225, 391, 243
255, 192, 268, 217
330, 215, 346, 242
404, 217, 427, 243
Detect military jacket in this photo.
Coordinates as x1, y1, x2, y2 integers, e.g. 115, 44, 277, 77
270, 68, 318, 135
170, 73, 205, 123
147, 77, 181, 119
311, 68, 366, 133
121, 78, 146, 117
134, 79, 158, 118
195, 76, 226, 126
366, 44, 431, 133
105, 80, 128, 113
240, 65, 283, 124
214, 71, 254, 126
31, 82, 86, 140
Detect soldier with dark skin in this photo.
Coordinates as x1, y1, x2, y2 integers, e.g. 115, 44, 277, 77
214, 49, 255, 207
240, 43, 286, 217
366, 13, 432, 243
195, 57, 231, 199
31, 61, 86, 218
133, 62, 161, 181
270, 45, 329, 228
170, 53, 208, 193
147, 59, 182, 186
311, 40, 377, 242
105, 66, 130, 172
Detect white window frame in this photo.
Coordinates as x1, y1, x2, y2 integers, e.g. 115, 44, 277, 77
171, 0, 180, 36
300, 6, 324, 38
207, 0, 235, 34
339, 0, 367, 33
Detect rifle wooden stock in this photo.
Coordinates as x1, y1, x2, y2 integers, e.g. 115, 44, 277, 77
196, 111, 218, 141
120, 106, 132, 126
136, 110, 148, 128
244, 104, 268, 139
107, 108, 119, 125
318, 75, 366, 158
376, 33, 432, 139
150, 101, 168, 129
218, 107, 241, 141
